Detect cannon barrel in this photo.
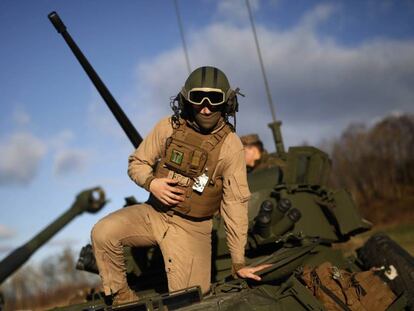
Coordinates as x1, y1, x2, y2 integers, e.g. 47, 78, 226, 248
48, 11, 142, 149
0, 187, 106, 284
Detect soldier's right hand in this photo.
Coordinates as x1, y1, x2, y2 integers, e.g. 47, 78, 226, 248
149, 178, 186, 206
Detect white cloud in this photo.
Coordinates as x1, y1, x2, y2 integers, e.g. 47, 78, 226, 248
0, 127, 92, 185
127, 3, 414, 150
0, 224, 15, 239
12, 107, 31, 126
53, 149, 89, 176
87, 92, 128, 140
0, 132, 47, 186
49, 129, 91, 176
48, 129, 75, 150
217, 0, 260, 22
298, 3, 337, 30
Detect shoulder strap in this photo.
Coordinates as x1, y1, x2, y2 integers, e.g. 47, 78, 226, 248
201, 124, 232, 152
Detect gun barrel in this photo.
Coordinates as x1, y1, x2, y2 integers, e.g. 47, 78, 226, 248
48, 11, 142, 149
0, 187, 106, 284
0, 207, 80, 284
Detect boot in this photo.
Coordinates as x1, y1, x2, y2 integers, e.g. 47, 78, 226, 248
112, 287, 139, 305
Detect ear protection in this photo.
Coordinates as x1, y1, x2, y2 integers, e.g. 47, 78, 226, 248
225, 87, 244, 116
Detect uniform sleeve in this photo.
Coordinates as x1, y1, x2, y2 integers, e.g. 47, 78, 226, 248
219, 133, 251, 266
128, 117, 173, 190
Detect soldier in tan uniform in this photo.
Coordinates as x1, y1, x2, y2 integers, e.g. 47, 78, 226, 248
91, 66, 269, 305
241, 133, 285, 173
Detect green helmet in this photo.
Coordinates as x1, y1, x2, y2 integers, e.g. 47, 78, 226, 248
180, 66, 233, 105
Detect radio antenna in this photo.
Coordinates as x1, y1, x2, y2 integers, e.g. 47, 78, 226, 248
246, 0, 286, 158
174, 0, 192, 74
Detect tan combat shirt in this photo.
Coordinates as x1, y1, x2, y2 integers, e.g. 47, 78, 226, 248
128, 116, 251, 265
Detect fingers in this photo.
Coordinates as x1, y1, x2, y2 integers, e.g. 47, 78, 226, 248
237, 268, 262, 281
236, 264, 273, 281
158, 194, 179, 206
165, 191, 185, 203
251, 264, 273, 274
161, 178, 185, 194
163, 178, 178, 185
164, 185, 185, 203
157, 190, 182, 206
161, 196, 180, 206
246, 272, 261, 281
160, 189, 185, 206
151, 177, 190, 206
166, 185, 186, 196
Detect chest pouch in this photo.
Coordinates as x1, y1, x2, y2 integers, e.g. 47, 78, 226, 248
164, 137, 208, 178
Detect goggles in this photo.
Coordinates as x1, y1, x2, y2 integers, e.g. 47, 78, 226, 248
187, 87, 226, 106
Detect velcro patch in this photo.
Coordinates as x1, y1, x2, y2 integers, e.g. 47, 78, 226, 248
170, 149, 184, 165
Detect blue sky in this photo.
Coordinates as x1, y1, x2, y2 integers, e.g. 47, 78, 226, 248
1, 0, 414, 269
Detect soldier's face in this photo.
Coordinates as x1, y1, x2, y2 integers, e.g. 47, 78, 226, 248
192, 99, 223, 115
192, 104, 213, 115
244, 145, 261, 167
191, 99, 224, 131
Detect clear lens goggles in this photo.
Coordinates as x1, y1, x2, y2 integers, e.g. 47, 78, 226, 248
187, 88, 226, 106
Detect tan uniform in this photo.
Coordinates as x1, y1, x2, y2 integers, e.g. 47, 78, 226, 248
92, 116, 250, 295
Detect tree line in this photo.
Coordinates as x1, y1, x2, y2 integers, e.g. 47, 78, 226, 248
329, 113, 414, 223
0, 247, 99, 310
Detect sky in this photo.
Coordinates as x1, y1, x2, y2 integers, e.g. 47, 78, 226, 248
1, 0, 414, 271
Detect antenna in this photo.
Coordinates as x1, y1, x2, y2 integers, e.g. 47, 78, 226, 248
246, 0, 276, 122
174, 0, 192, 74
245, 0, 286, 158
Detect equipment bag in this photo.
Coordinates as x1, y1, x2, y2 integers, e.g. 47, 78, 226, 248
357, 232, 414, 309
300, 261, 396, 311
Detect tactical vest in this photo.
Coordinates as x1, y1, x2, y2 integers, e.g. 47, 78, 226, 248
150, 119, 232, 219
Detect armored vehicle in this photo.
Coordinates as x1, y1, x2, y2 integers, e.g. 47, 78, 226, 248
2, 10, 413, 311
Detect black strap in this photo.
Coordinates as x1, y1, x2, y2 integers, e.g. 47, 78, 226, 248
319, 283, 352, 311
311, 270, 352, 311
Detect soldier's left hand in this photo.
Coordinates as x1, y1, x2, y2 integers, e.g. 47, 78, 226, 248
236, 264, 272, 281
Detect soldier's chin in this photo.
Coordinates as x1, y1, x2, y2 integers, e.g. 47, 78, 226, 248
194, 112, 222, 132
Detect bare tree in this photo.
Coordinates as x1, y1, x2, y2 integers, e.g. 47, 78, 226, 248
328, 113, 414, 223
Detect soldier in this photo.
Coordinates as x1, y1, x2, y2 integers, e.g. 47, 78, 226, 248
91, 66, 269, 305
241, 134, 285, 173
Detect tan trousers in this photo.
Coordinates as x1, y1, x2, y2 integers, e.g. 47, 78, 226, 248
91, 203, 212, 296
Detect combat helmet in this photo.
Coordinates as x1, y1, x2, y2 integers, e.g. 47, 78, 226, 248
181, 66, 232, 105
173, 66, 241, 130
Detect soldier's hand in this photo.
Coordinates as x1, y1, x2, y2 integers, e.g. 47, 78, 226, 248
236, 264, 273, 281
149, 178, 185, 206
